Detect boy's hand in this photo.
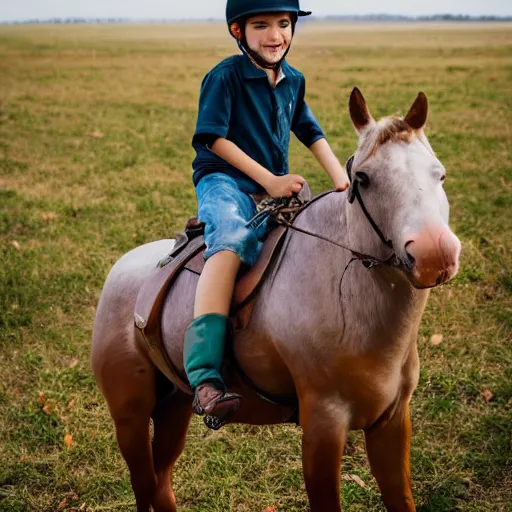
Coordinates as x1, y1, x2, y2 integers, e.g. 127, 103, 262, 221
333, 172, 350, 192
265, 174, 305, 198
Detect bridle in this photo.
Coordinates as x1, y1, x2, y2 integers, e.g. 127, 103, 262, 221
345, 154, 393, 250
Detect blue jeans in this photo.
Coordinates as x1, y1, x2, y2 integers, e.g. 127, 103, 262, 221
196, 173, 270, 267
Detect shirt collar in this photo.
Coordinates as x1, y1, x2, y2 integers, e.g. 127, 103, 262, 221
275, 67, 286, 86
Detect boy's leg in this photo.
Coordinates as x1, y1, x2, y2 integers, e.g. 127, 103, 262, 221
184, 173, 262, 427
184, 250, 243, 427
194, 250, 241, 317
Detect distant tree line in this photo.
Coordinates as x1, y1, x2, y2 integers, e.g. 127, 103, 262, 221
2, 17, 132, 25
1, 14, 511, 25
317, 14, 512, 21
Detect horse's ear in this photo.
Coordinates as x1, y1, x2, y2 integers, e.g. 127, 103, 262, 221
349, 87, 373, 133
404, 92, 428, 131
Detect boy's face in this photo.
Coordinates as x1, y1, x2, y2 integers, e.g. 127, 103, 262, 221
243, 13, 293, 66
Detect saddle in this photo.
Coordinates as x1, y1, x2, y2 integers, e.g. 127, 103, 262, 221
134, 185, 312, 395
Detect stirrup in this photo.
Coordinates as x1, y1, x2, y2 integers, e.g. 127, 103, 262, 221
204, 415, 225, 431
192, 385, 242, 430
202, 394, 241, 430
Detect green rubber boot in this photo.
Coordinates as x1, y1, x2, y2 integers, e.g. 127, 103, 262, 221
184, 314, 242, 429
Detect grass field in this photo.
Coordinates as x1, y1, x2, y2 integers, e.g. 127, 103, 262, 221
0, 21, 511, 511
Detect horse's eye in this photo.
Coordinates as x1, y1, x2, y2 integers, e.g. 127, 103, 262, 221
440, 175, 446, 183
356, 171, 370, 188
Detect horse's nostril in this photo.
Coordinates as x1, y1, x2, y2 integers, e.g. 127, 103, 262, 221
404, 241, 416, 266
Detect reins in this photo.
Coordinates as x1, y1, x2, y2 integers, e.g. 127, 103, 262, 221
278, 214, 399, 269
253, 157, 403, 270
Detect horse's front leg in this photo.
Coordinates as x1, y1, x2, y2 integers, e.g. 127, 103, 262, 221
364, 400, 416, 512
300, 394, 348, 512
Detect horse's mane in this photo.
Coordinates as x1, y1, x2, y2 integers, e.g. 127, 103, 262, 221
375, 117, 414, 146
358, 116, 416, 162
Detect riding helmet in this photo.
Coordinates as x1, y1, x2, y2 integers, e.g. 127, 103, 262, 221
226, 0, 312, 25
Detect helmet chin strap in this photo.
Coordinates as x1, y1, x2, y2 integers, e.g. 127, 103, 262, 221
237, 38, 290, 71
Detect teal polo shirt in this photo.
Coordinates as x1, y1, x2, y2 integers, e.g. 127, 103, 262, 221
192, 53, 325, 193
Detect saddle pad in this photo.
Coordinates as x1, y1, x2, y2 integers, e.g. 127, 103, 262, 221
134, 236, 205, 392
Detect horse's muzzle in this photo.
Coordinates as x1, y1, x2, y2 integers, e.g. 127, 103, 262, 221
403, 225, 461, 289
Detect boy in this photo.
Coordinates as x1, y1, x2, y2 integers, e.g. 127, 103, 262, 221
184, 0, 349, 428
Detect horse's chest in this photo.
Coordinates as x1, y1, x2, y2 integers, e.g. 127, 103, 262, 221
332, 354, 407, 429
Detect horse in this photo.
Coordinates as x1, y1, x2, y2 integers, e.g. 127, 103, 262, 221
91, 88, 461, 512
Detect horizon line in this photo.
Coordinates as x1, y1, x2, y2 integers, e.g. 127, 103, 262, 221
2, 13, 512, 25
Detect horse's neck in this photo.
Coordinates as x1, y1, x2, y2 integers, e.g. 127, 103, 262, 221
281, 193, 426, 347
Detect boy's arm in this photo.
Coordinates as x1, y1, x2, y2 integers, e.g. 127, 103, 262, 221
210, 137, 305, 198
309, 138, 350, 191
290, 77, 349, 191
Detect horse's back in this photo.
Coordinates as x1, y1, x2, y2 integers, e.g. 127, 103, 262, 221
106, 239, 176, 285
95, 239, 177, 318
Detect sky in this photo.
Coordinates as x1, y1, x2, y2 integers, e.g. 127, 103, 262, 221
1, 0, 510, 22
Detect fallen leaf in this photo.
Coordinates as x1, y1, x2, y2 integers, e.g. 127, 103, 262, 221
342, 474, 366, 488
430, 334, 443, 346
10, 241, 21, 251
38, 392, 46, 405
79, 504, 87, 511
481, 387, 494, 402
86, 131, 104, 138
68, 358, 79, 369
263, 507, 277, 512
42, 404, 52, 414
67, 399, 76, 410
41, 212, 57, 223
64, 433, 73, 448
58, 498, 68, 510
